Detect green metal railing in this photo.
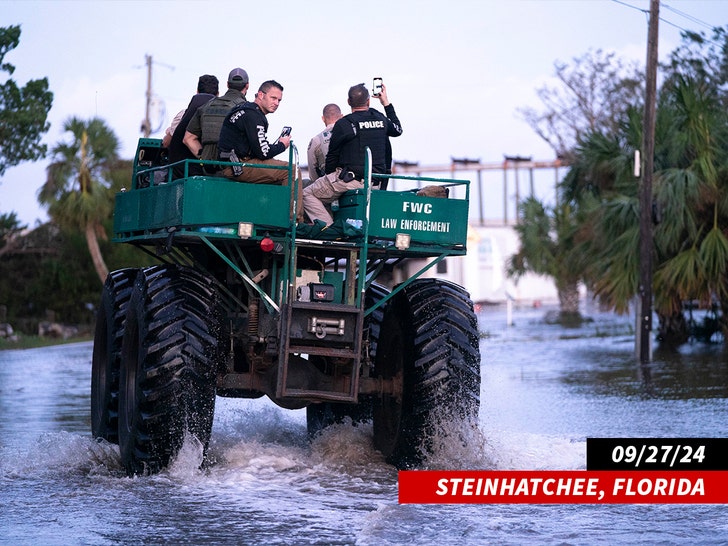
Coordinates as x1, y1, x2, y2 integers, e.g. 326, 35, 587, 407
126, 141, 472, 320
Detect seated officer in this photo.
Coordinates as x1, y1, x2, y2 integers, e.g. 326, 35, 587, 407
217, 80, 304, 223
183, 67, 249, 174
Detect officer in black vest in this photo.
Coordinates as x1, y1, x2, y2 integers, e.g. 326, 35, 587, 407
167, 75, 219, 179
303, 82, 403, 225
183, 68, 249, 173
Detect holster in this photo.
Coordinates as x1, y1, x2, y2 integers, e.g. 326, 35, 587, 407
338, 169, 356, 183
228, 150, 243, 177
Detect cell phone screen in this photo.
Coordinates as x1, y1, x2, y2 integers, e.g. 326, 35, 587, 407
373, 78, 383, 96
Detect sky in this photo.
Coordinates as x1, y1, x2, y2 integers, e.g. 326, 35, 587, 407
1, 0, 727, 227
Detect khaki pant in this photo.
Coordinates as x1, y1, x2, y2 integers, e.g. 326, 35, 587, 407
222, 158, 304, 223
302, 169, 364, 226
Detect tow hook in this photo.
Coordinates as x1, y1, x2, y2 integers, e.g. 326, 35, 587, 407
308, 317, 345, 339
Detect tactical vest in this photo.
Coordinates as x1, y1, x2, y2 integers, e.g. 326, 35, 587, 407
200, 92, 245, 145
343, 111, 388, 176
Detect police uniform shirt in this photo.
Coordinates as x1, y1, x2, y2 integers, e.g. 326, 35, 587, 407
307, 124, 335, 180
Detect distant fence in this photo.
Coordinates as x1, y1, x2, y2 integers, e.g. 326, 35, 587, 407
390, 157, 568, 226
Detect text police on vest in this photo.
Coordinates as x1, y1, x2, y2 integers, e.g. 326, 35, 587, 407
358, 121, 385, 129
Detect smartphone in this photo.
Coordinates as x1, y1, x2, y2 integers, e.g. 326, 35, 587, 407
373, 77, 383, 97
275, 126, 291, 144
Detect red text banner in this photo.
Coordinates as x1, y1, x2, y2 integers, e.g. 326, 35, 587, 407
398, 470, 728, 504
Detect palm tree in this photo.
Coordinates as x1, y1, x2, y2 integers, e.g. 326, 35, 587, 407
522, 29, 728, 344
507, 196, 584, 323
0, 211, 26, 258
561, 117, 642, 316
565, 76, 728, 344
651, 76, 728, 341
38, 117, 120, 283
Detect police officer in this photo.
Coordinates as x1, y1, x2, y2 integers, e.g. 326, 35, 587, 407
217, 80, 304, 223
183, 68, 249, 172
303, 82, 403, 226
166, 74, 219, 179
306, 103, 342, 182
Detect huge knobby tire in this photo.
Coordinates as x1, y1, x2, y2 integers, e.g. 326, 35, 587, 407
306, 283, 389, 437
373, 278, 481, 469
118, 265, 220, 476
91, 268, 138, 444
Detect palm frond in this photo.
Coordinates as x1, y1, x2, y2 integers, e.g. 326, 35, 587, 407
699, 226, 728, 297
654, 247, 704, 302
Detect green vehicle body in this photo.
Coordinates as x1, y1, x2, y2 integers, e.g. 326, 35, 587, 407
92, 137, 481, 475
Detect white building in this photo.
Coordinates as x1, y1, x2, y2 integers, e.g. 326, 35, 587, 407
401, 224, 558, 306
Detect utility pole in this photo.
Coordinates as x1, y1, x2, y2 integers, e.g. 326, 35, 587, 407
141, 54, 152, 137
138, 55, 173, 138
638, 0, 660, 363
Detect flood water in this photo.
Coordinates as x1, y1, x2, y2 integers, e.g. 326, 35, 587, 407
1, 304, 727, 545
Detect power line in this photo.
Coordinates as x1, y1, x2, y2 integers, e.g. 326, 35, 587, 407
611, 0, 647, 14
611, 0, 723, 42
662, 3, 716, 30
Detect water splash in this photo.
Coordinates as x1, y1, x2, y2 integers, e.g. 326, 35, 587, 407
309, 419, 385, 467
418, 416, 491, 470
167, 433, 206, 478
0, 431, 122, 479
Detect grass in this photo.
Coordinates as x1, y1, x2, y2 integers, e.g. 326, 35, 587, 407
0, 334, 93, 351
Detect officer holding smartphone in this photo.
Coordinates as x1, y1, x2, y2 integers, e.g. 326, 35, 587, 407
302, 80, 403, 226
373, 77, 383, 97
218, 79, 304, 223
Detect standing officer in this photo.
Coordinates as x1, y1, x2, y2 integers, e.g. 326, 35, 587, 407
303, 82, 403, 226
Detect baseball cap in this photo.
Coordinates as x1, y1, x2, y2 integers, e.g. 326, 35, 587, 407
228, 68, 249, 84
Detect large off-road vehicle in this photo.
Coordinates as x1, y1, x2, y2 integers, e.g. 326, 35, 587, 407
91, 139, 481, 476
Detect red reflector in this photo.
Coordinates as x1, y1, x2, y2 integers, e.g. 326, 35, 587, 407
260, 237, 275, 252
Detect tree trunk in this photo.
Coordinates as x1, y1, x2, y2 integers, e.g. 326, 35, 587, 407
552, 279, 583, 326
85, 222, 109, 283
557, 279, 580, 314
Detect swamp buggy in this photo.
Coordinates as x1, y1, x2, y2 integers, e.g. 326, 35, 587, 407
91, 139, 481, 476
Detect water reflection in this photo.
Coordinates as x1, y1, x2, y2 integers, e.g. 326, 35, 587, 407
479, 304, 728, 401
563, 341, 728, 400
